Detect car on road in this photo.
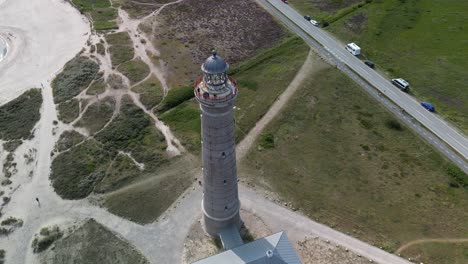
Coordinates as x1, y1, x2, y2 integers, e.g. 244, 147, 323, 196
421, 102, 435, 112
310, 20, 319, 26
345, 42, 361, 56
304, 15, 311, 21
391, 78, 409, 92
281, 0, 288, 4
364, 60, 374, 68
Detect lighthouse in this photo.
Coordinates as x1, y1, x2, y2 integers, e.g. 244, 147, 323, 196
194, 50, 241, 237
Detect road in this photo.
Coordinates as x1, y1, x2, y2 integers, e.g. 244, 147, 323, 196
256, 0, 468, 172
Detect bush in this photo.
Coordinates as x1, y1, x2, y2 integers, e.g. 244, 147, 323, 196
32, 226, 63, 253
0, 89, 42, 140
446, 165, 467, 189
106, 32, 134, 67
118, 58, 151, 84
259, 133, 275, 149
52, 56, 99, 103
3, 140, 22, 152
155, 86, 194, 113
385, 119, 404, 131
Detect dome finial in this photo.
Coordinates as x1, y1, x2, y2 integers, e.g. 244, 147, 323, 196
212, 49, 217, 58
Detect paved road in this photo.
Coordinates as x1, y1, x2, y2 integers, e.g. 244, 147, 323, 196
258, 0, 468, 168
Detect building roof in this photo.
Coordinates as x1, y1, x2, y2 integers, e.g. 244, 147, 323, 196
193, 231, 302, 264
201, 50, 229, 74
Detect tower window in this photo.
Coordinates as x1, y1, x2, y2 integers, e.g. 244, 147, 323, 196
221, 152, 226, 159
224, 206, 228, 210
223, 179, 227, 185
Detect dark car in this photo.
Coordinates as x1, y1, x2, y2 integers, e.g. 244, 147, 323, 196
364, 60, 375, 68
281, 0, 288, 3
304, 15, 311, 21
421, 102, 435, 112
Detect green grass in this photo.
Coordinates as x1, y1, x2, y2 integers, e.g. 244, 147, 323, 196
289, 0, 366, 22
231, 36, 309, 142
239, 61, 468, 256
159, 36, 309, 150
76, 98, 115, 134
132, 76, 164, 110
57, 99, 80, 124
400, 242, 468, 264
327, 0, 468, 132
72, 0, 118, 31
155, 86, 194, 113
96, 43, 106, 55
118, 58, 150, 84
52, 56, 99, 103
0, 89, 42, 141
160, 100, 200, 153
106, 32, 135, 67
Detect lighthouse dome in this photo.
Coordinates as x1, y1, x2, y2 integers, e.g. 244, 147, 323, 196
201, 50, 229, 74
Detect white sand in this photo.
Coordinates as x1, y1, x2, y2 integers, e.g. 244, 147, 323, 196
0, 0, 90, 105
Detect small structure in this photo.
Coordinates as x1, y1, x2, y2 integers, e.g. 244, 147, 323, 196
193, 231, 302, 264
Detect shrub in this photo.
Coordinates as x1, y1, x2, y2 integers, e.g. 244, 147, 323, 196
52, 56, 99, 103
259, 133, 275, 149
57, 99, 80, 123
0, 89, 42, 140
385, 119, 404, 131
446, 165, 467, 189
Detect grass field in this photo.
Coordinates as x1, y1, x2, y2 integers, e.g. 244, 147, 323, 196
41, 219, 148, 264
76, 98, 115, 134
239, 58, 468, 261
72, 0, 118, 31
400, 241, 468, 264
160, 37, 310, 151
118, 58, 150, 84
0, 89, 42, 141
291, 0, 468, 132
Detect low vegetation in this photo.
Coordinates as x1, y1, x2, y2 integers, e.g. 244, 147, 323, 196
86, 78, 106, 95
132, 76, 164, 110
76, 98, 115, 134
0, 89, 42, 140
52, 56, 99, 103
40, 219, 148, 264
71, 0, 118, 31
32, 226, 63, 253
118, 58, 150, 84
51, 96, 168, 199
2, 140, 22, 152
146, 0, 287, 87
55, 130, 85, 152
106, 32, 135, 68
239, 60, 468, 260
57, 99, 80, 123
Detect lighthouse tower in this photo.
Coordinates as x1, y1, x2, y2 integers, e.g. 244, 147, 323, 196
194, 50, 241, 237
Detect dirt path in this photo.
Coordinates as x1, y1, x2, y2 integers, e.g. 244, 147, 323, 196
236, 51, 324, 161
395, 238, 468, 254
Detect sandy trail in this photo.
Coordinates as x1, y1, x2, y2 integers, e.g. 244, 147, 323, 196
0, 0, 89, 105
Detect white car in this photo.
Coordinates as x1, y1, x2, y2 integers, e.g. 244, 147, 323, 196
310, 20, 319, 26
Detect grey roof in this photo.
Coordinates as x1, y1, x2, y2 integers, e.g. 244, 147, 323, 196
201, 50, 229, 74
193, 231, 302, 264
219, 225, 244, 250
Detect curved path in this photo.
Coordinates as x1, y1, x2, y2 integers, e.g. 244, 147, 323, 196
396, 238, 468, 254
